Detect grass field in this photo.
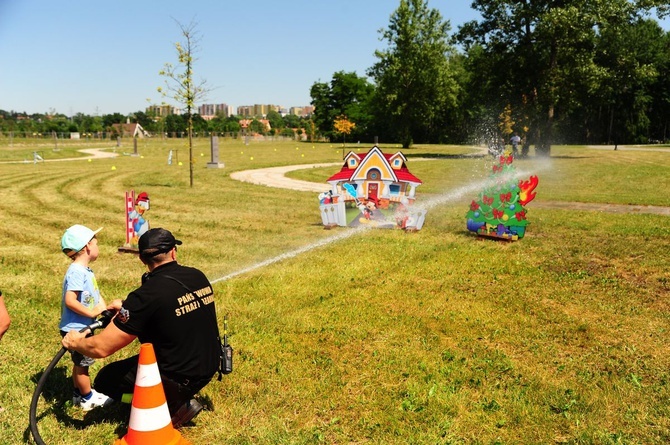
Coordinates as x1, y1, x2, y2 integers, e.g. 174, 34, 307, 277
0, 137, 669, 444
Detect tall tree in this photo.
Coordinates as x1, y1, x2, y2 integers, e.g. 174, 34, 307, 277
457, 0, 665, 154
159, 20, 210, 187
310, 71, 374, 142
367, 0, 459, 148
590, 18, 664, 144
648, 30, 670, 142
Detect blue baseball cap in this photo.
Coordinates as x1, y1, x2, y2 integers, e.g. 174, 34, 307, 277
61, 225, 102, 257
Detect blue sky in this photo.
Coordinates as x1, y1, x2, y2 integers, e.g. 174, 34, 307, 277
0, 1, 667, 116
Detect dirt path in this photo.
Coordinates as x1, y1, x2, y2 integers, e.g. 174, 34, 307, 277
230, 163, 670, 216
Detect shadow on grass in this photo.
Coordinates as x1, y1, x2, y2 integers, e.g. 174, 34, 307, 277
26, 365, 132, 442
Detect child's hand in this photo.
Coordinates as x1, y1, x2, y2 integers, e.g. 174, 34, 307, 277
94, 300, 107, 317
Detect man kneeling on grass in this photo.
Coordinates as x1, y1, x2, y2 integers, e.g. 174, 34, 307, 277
62, 228, 223, 427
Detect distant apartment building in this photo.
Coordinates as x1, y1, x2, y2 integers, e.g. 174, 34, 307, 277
289, 106, 314, 117
198, 103, 233, 120
236, 104, 283, 118
146, 105, 181, 117
237, 105, 252, 117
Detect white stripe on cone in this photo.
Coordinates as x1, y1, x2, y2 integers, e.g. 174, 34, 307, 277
128, 401, 171, 432
135, 362, 162, 387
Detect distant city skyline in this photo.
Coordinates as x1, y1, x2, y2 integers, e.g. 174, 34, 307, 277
145, 103, 314, 119
0, 0, 486, 116
2, 1, 668, 117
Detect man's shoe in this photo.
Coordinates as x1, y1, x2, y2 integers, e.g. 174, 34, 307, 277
171, 398, 203, 428
78, 389, 114, 411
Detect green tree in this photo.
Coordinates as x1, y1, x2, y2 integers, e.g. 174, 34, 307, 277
648, 31, 670, 142
159, 20, 210, 187
132, 111, 154, 132
282, 114, 302, 129
72, 113, 103, 135
457, 0, 666, 153
102, 113, 125, 129
266, 110, 285, 134
164, 114, 187, 135
589, 18, 664, 144
249, 118, 266, 134
367, 0, 459, 148
310, 71, 374, 142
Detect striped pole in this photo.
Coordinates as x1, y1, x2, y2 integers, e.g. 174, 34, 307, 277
125, 191, 135, 246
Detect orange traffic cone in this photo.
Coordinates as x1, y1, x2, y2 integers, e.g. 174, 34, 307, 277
114, 343, 191, 445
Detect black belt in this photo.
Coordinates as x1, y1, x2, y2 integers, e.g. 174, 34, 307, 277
162, 372, 211, 390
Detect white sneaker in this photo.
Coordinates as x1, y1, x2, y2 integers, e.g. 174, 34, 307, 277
78, 389, 113, 411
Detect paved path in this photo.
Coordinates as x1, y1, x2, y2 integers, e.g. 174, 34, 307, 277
586, 145, 670, 153
230, 162, 670, 216
230, 163, 340, 193
1, 148, 118, 164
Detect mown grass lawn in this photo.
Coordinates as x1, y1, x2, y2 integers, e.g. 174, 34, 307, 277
0, 137, 668, 444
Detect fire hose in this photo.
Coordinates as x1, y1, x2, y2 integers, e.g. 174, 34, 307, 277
29, 310, 115, 445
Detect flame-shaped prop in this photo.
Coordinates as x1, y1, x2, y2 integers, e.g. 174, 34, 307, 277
518, 176, 539, 205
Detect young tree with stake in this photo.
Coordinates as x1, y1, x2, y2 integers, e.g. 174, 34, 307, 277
158, 20, 209, 187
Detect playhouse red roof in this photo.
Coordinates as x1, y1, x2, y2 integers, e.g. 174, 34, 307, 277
326, 151, 423, 184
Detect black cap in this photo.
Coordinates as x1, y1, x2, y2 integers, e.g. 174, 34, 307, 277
138, 228, 182, 257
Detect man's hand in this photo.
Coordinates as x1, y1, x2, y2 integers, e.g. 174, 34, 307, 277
62, 330, 87, 351
107, 299, 124, 311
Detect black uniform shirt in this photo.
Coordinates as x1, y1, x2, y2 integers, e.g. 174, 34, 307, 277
114, 261, 219, 380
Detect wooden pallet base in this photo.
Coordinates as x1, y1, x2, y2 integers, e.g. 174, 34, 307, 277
476, 232, 519, 242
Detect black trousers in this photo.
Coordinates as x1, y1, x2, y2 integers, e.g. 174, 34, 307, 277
93, 355, 211, 415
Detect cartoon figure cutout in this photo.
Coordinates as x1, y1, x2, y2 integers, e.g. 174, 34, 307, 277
318, 147, 427, 230
120, 191, 150, 252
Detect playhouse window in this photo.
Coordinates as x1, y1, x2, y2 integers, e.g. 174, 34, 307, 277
393, 159, 402, 167
349, 159, 357, 167
389, 184, 400, 195
367, 169, 380, 180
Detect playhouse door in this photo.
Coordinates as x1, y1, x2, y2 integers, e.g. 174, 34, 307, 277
367, 183, 378, 203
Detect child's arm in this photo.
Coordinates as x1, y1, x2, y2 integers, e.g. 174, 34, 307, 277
64, 290, 105, 318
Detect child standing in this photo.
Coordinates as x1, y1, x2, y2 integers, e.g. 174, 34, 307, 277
59, 224, 113, 411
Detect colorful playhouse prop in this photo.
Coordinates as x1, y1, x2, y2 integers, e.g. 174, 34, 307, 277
319, 145, 427, 230
118, 190, 150, 253
466, 153, 538, 241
